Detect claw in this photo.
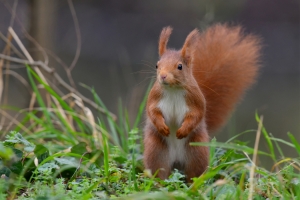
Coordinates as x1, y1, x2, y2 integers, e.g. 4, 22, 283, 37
158, 124, 170, 136
176, 128, 188, 139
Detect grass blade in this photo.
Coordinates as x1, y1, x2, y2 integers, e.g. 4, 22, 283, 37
287, 132, 300, 156
190, 141, 270, 156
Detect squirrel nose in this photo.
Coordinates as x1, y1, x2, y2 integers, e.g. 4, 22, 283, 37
161, 74, 167, 80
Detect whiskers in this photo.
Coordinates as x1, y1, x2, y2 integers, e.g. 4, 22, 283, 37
134, 60, 156, 74
197, 82, 219, 95
171, 75, 219, 96
192, 68, 219, 95
132, 60, 157, 86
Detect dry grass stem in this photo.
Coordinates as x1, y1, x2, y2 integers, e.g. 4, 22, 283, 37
3, 70, 31, 92
0, 109, 31, 135
0, 32, 24, 59
67, 0, 81, 72
248, 116, 263, 200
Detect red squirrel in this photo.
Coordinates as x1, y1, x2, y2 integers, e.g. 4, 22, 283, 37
143, 24, 261, 182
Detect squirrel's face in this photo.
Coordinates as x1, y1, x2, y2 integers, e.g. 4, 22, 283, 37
156, 50, 192, 88
156, 26, 199, 88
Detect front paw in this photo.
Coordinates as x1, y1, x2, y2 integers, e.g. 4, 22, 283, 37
158, 124, 170, 137
176, 128, 189, 139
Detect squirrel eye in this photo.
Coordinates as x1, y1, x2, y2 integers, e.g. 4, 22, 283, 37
156, 65, 158, 69
177, 64, 182, 70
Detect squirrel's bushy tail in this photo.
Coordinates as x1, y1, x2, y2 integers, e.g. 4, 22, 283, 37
192, 24, 262, 133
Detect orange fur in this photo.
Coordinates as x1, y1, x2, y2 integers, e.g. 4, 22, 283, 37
193, 24, 261, 132
158, 26, 173, 57
143, 24, 261, 182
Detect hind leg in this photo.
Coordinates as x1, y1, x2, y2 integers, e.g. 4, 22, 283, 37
185, 131, 209, 182
144, 129, 171, 179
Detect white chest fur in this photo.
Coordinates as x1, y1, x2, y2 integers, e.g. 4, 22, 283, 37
158, 88, 189, 165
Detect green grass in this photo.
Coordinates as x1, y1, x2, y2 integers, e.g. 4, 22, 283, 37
0, 66, 299, 199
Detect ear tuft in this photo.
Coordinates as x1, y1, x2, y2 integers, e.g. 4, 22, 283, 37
181, 29, 199, 65
158, 26, 173, 57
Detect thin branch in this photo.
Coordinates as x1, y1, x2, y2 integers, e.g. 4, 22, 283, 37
0, 109, 32, 136
9, 0, 18, 27
0, 54, 54, 73
4, 70, 31, 93
0, 32, 25, 59
67, 0, 81, 72
0, 58, 4, 105
8, 27, 35, 62
65, 0, 81, 90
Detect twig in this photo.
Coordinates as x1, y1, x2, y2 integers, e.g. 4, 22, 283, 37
248, 116, 263, 200
0, 58, 4, 105
64, 0, 81, 90
0, 32, 25, 59
243, 151, 255, 166
8, 27, 34, 63
3, 70, 31, 93
9, 0, 18, 27
8, 26, 49, 101
0, 23, 15, 128
0, 54, 53, 73
0, 109, 31, 136
67, 0, 81, 72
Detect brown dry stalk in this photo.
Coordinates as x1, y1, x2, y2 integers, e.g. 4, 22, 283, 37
248, 116, 263, 200
0, 31, 13, 129
0, 59, 3, 105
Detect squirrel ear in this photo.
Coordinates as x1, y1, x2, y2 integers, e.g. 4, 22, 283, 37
158, 26, 173, 57
181, 29, 199, 66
